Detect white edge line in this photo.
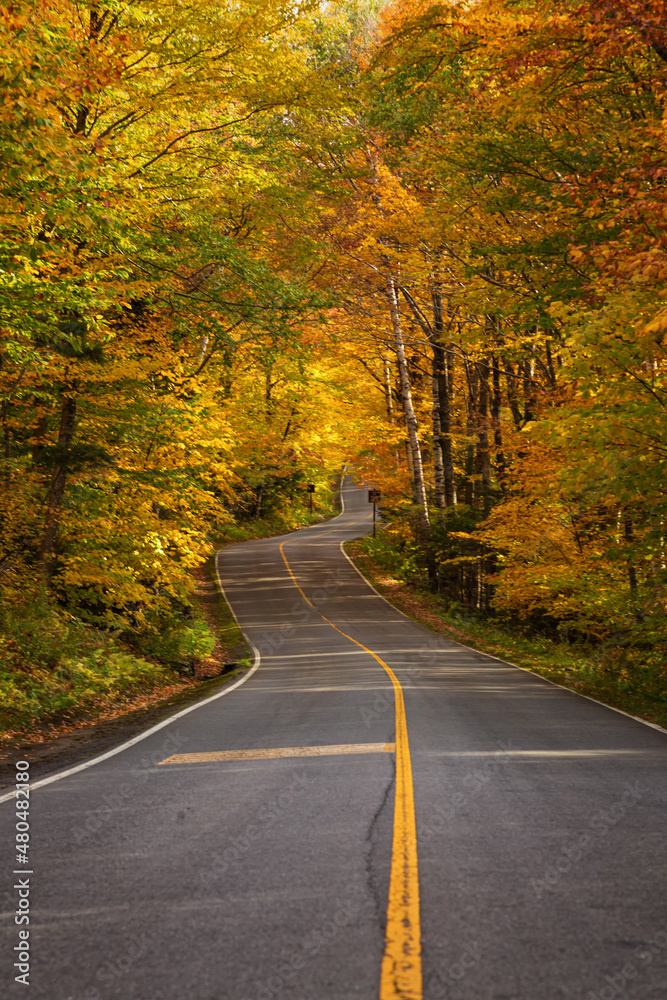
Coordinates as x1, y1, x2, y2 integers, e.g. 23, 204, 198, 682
339, 539, 413, 621
291, 466, 351, 531
339, 540, 667, 737
0, 558, 261, 805
0, 479, 360, 805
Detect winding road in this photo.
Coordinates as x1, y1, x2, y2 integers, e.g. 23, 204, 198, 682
1, 478, 666, 1000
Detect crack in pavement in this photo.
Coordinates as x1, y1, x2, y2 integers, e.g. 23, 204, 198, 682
365, 750, 397, 941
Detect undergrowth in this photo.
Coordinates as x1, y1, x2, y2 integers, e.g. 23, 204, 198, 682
0, 590, 197, 732
348, 535, 667, 731
215, 495, 338, 547
0, 482, 339, 736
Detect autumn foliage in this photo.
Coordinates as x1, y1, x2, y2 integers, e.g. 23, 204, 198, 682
343, 0, 667, 720
2, 0, 667, 723
0, 1, 378, 716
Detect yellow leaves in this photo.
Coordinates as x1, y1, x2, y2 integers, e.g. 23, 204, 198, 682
0, 1, 374, 618
643, 310, 667, 336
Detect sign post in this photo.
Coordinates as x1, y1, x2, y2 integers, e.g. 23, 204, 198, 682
368, 488, 381, 537
307, 483, 315, 514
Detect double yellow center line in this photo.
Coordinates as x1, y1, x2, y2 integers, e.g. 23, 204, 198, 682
279, 536, 422, 1000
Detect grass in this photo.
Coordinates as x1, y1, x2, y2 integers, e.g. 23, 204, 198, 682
195, 556, 253, 667
346, 537, 667, 731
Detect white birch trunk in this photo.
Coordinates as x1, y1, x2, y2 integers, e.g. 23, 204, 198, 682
383, 353, 394, 421
386, 276, 430, 529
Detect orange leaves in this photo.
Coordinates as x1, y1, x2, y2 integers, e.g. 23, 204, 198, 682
358, 0, 667, 634
643, 309, 667, 336
0, 0, 367, 616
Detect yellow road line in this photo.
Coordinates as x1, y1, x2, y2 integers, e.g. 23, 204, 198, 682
159, 744, 395, 764
313, 517, 368, 538
279, 539, 422, 1000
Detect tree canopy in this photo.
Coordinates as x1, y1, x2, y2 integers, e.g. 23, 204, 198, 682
2, 0, 667, 707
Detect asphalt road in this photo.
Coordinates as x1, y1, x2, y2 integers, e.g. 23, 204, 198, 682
1, 479, 666, 1000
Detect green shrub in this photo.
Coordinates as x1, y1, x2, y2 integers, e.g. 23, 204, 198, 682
127, 606, 215, 672
0, 648, 173, 731
0, 589, 203, 732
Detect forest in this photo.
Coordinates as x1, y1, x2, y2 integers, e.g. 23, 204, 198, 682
2, 0, 667, 732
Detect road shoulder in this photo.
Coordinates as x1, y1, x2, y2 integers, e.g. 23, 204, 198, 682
344, 540, 667, 732
0, 558, 252, 785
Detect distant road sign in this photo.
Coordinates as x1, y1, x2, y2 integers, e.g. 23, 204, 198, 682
307, 484, 315, 493
368, 489, 381, 503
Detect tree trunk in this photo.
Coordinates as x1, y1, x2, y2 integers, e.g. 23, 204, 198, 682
429, 292, 446, 512
475, 358, 492, 516
440, 345, 457, 507
1, 399, 10, 486
196, 334, 209, 365
463, 355, 476, 508
431, 361, 446, 512
386, 277, 429, 530
38, 394, 77, 582
522, 358, 536, 423
504, 359, 523, 430
383, 353, 394, 421
405, 439, 415, 499
491, 354, 507, 495
430, 287, 456, 507
399, 282, 456, 506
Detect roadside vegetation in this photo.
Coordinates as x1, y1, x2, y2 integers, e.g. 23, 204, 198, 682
2, 0, 667, 735
0, 483, 339, 741
348, 534, 667, 731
